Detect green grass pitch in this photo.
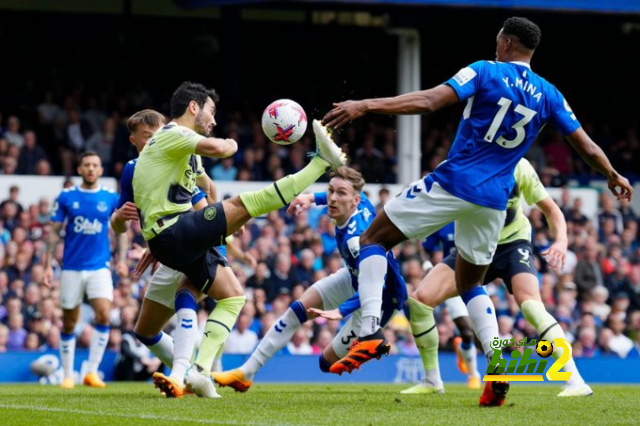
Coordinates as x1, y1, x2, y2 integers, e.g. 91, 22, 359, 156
0, 383, 638, 425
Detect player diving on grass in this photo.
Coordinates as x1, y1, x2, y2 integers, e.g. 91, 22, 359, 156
44, 152, 123, 389
131, 81, 347, 398
322, 17, 632, 407
212, 167, 407, 391
402, 158, 592, 398
109, 109, 256, 398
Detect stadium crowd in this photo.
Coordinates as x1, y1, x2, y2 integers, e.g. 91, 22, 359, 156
0, 87, 640, 375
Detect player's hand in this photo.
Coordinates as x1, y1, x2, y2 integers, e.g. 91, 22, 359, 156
43, 265, 53, 288
307, 307, 343, 321
607, 172, 633, 202
128, 243, 146, 261
115, 202, 139, 222
286, 193, 314, 216
134, 249, 158, 277
116, 260, 129, 278
241, 252, 258, 270
322, 100, 368, 130
542, 239, 567, 273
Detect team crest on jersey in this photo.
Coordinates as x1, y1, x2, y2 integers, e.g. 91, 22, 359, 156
72, 202, 80, 209
96, 201, 108, 212
204, 206, 217, 221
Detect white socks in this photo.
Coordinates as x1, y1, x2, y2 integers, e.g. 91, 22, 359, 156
60, 332, 76, 380
242, 304, 305, 380
358, 245, 387, 337
462, 287, 499, 360
86, 324, 109, 374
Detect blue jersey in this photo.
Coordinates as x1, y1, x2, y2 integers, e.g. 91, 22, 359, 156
118, 159, 206, 208
433, 60, 580, 210
422, 222, 455, 257
313, 192, 407, 323
50, 186, 118, 271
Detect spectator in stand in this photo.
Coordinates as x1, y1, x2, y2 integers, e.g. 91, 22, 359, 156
599, 195, 624, 235
86, 117, 116, 173
267, 253, 296, 301
17, 131, 47, 174
293, 249, 316, 289
354, 135, 385, 184
607, 316, 634, 358
567, 198, 589, 226
575, 243, 604, 300
4, 116, 24, 148
225, 314, 258, 354
620, 265, 640, 312
0, 324, 8, 352
210, 157, 238, 181
7, 312, 27, 350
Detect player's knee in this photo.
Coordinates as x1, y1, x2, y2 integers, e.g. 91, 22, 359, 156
318, 354, 332, 373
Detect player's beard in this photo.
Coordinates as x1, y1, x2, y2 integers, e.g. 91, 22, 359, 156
194, 111, 212, 137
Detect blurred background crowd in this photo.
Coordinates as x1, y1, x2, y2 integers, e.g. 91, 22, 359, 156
1, 4, 639, 380
1, 169, 639, 366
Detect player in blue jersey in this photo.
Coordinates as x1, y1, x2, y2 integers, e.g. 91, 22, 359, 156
211, 167, 407, 391
110, 109, 255, 398
43, 151, 120, 389
323, 17, 632, 406
421, 223, 482, 390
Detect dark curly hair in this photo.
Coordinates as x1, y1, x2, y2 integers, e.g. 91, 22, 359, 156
502, 17, 541, 50
170, 81, 220, 119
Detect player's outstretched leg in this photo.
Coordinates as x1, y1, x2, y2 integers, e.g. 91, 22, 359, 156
401, 297, 444, 395
521, 300, 592, 397
212, 300, 310, 392
238, 120, 346, 219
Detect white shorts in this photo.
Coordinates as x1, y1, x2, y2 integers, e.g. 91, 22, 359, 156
60, 269, 113, 310
144, 264, 184, 310
313, 267, 397, 358
384, 179, 505, 265
444, 296, 468, 321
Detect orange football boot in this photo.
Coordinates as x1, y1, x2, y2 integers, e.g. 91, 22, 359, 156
329, 330, 390, 375
211, 369, 253, 392
453, 337, 468, 374
152, 372, 184, 398
83, 372, 106, 388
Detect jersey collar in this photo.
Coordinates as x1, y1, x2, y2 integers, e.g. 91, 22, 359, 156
77, 185, 101, 193
510, 61, 531, 69
336, 208, 361, 229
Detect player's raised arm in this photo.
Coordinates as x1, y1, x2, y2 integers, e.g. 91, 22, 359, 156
195, 137, 237, 158
565, 127, 633, 201
322, 85, 459, 129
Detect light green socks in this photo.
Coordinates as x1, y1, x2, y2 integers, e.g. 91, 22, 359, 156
239, 156, 329, 217
521, 300, 584, 384
195, 296, 246, 374
409, 297, 441, 384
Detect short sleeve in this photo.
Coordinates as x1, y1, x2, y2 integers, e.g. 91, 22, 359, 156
444, 61, 485, 102
162, 125, 204, 158
314, 192, 327, 205
50, 192, 67, 223
517, 159, 549, 205
547, 88, 581, 136
117, 162, 135, 209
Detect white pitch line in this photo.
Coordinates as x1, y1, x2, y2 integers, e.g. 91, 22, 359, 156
0, 404, 268, 425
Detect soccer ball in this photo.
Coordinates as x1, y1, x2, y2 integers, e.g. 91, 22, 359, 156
536, 340, 554, 358
261, 99, 307, 145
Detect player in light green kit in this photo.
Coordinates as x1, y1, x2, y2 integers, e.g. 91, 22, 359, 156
132, 81, 346, 398
403, 158, 592, 398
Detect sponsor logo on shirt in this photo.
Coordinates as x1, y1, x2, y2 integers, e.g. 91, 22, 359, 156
73, 216, 104, 235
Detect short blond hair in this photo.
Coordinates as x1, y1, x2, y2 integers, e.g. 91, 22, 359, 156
329, 166, 365, 193
126, 109, 165, 133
